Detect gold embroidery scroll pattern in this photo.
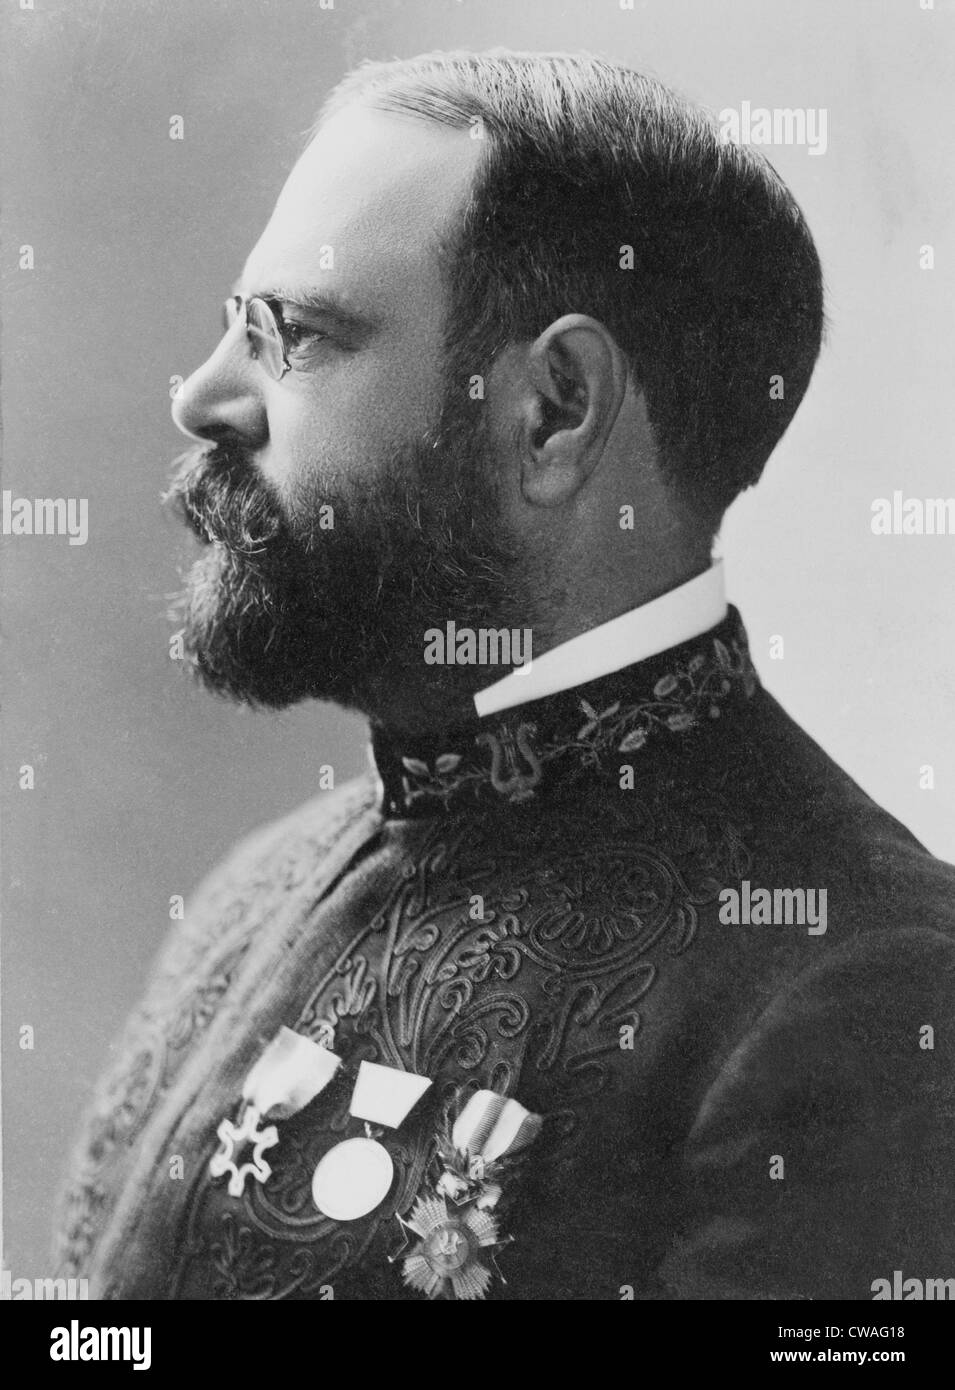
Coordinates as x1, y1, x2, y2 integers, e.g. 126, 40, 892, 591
167, 816, 742, 1298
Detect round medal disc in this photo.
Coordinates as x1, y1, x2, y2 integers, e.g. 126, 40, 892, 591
311, 1137, 394, 1221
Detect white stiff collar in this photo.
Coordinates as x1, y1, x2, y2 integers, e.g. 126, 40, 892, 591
473, 562, 727, 719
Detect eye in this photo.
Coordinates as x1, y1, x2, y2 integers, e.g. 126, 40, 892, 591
281, 320, 329, 356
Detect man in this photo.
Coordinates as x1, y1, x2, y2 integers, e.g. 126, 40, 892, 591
55, 50, 954, 1301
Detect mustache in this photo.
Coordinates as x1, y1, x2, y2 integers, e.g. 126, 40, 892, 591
164, 444, 284, 555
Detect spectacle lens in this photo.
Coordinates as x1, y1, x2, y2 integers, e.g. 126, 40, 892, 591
220, 295, 288, 380
246, 298, 286, 380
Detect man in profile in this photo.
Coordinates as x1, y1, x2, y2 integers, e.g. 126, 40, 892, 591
56, 50, 955, 1300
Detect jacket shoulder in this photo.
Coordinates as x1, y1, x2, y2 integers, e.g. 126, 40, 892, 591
152, 772, 382, 991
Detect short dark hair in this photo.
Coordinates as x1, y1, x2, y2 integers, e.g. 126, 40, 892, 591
319, 50, 825, 528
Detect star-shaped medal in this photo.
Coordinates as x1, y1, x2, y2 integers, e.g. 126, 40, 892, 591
209, 1104, 279, 1198
392, 1194, 513, 1301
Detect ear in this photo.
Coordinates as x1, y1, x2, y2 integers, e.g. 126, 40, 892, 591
519, 313, 629, 507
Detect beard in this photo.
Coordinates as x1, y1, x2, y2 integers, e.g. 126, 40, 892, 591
165, 393, 534, 732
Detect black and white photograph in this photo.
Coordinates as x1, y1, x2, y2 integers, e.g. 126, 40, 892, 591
2, 0, 953, 1362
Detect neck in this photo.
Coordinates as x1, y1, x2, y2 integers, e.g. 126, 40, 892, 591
537, 554, 715, 654
360, 557, 719, 741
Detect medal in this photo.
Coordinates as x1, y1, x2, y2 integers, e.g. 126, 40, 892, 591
209, 1103, 279, 1199
311, 1060, 432, 1221
394, 1089, 543, 1300
398, 1195, 506, 1301
310, 1136, 394, 1221
210, 1026, 342, 1197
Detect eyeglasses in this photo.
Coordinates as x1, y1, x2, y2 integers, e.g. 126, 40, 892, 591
222, 294, 292, 380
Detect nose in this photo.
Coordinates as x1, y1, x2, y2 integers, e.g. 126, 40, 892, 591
172, 317, 269, 446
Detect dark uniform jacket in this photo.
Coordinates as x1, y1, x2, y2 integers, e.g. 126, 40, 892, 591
54, 609, 955, 1299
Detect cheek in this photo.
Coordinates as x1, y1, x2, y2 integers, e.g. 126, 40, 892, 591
263, 347, 444, 506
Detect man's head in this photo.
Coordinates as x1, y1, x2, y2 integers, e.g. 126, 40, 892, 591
169, 50, 824, 734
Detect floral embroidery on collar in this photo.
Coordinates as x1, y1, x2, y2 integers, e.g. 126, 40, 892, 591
378, 625, 757, 814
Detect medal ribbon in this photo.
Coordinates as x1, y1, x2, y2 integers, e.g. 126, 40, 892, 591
451, 1090, 543, 1165
210, 1027, 343, 1196
242, 1025, 343, 1120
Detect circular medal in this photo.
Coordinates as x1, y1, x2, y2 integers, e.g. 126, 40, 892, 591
311, 1136, 394, 1221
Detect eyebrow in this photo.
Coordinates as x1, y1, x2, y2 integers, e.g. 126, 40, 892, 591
231, 282, 382, 339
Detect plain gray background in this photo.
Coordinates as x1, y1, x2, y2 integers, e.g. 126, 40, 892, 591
2, 0, 953, 1279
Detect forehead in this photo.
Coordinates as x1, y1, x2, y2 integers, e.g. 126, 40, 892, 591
240, 105, 482, 317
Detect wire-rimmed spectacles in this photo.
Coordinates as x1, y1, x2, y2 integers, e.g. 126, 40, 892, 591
222, 294, 292, 381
